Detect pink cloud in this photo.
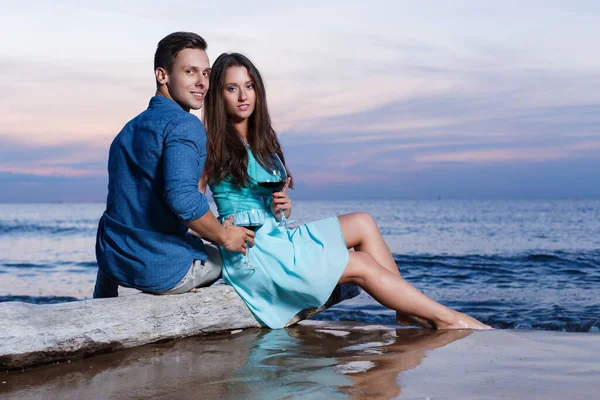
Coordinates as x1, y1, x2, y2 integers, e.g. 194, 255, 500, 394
414, 148, 567, 164
0, 166, 104, 177
296, 171, 384, 185
569, 140, 600, 151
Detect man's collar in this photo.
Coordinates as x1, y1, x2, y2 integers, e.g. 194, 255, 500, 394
148, 95, 184, 111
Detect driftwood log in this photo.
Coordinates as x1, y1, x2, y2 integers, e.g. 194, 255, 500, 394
0, 284, 359, 370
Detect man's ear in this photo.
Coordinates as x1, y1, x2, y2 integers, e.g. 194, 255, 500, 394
155, 67, 168, 85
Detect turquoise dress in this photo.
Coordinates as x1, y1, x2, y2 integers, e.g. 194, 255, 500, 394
210, 149, 349, 329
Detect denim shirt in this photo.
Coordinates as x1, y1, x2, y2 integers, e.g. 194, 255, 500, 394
96, 96, 210, 291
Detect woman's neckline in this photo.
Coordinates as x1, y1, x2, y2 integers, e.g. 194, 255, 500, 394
240, 136, 250, 149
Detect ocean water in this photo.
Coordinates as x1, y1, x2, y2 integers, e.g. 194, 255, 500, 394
0, 200, 598, 332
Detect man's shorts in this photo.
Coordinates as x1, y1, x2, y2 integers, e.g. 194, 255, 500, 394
146, 240, 223, 295
93, 241, 223, 298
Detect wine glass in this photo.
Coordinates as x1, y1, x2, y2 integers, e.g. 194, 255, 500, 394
256, 153, 294, 227
224, 184, 263, 270
231, 210, 262, 269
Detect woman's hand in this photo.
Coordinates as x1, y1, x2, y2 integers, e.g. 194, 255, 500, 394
271, 177, 292, 220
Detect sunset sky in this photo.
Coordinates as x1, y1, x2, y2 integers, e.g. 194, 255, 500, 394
1, 0, 599, 201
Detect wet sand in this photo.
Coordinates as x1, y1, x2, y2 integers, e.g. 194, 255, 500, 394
2, 321, 599, 400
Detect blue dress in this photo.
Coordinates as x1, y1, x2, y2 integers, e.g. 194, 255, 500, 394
210, 149, 349, 328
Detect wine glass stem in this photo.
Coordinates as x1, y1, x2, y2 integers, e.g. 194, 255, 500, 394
279, 208, 287, 226
244, 248, 251, 267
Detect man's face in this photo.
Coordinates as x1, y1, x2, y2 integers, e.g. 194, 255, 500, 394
156, 48, 210, 112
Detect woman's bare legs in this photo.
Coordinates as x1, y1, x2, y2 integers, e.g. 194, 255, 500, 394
338, 212, 432, 327
338, 251, 491, 329
338, 212, 397, 272
338, 212, 490, 329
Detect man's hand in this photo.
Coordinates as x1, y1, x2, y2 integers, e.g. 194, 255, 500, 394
221, 216, 255, 255
184, 211, 255, 255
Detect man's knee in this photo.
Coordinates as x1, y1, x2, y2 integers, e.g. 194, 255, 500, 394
150, 256, 222, 295
197, 240, 223, 287
193, 258, 222, 288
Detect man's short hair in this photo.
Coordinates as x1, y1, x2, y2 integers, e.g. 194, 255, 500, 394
154, 32, 207, 72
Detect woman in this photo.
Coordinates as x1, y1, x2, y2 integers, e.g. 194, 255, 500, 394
201, 53, 491, 330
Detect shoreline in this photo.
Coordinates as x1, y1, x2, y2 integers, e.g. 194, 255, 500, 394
3, 321, 599, 399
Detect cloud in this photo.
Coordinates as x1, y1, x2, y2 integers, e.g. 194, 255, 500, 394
1, 1, 599, 200
281, 65, 600, 143
0, 136, 107, 177
280, 89, 600, 191
569, 139, 600, 151
414, 148, 567, 164
290, 158, 600, 200
0, 172, 107, 203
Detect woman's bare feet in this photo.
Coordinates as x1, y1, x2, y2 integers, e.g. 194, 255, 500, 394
397, 310, 492, 330
436, 310, 492, 330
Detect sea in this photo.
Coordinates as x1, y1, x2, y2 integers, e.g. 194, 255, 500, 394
0, 199, 598, 333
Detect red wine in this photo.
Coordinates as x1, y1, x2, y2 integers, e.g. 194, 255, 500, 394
236, 225, 261, 232
258, 181, 285, 192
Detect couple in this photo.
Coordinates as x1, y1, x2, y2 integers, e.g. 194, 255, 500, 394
94, 32, 490, 330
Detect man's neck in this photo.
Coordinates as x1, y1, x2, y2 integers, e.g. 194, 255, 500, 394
155, 89, 189, 112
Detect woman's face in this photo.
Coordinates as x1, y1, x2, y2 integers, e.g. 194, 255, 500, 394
223, 65, 256, 122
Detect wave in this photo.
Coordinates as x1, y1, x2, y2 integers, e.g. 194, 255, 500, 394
0, 221, 97, 236
0, 295, 80, 304
380, 250, 600, 333
393, 250, 600, 287
1, 249, 597, 333
314, 297, 600, 333
1, 262, 54, 269
524, 253, 563, 262
1, 261, 98, 269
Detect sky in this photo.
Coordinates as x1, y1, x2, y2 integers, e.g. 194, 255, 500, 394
1, 0, 599, 201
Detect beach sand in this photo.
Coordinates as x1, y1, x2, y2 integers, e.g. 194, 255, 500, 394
2, 321, 599, 400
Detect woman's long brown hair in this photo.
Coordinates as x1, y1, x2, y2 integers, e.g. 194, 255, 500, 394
203, 52, 292, 188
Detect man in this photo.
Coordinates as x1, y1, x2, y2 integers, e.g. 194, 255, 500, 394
94, 32, 254, 298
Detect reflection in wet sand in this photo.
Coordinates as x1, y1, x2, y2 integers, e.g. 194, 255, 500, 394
1, 322, 469, 400
2, 330, 260, 400
337, 328, 471, 399
235, 322, 470, 399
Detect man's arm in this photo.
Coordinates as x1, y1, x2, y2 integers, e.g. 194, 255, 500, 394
162, 116, 254, 253
184, 212, 253, 254
198, 173, 208, 193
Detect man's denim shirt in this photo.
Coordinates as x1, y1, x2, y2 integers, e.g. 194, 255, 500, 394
96, 96, 210, 291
